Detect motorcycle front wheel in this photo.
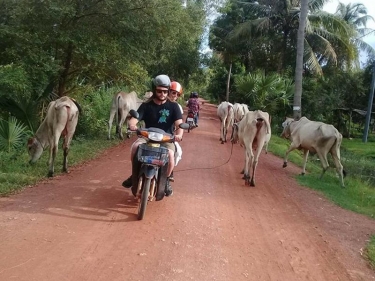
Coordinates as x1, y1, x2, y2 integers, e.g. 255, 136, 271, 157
138, 176, 151, 220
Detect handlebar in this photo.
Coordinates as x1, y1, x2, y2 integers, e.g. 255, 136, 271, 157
128, 127, 176, 143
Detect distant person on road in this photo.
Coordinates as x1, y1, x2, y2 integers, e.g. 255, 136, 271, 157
187, 92, 200, 127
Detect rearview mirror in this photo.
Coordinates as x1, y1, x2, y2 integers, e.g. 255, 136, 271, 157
179, 123, 190, 130
129, 109, 139, 119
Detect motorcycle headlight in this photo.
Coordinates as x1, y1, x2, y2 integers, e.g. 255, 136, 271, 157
148, 132, 164, 141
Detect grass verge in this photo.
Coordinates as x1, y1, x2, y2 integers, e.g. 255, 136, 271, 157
0, 137, 122, 196
366, 235, 375, 269
268, 135, 375, 267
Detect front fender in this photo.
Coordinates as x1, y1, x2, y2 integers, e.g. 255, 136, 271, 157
140, 165, 158, 179
132, 164, 157, 197
155, 164, 168, 201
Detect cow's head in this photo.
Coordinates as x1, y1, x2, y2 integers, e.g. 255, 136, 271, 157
281, 117, 294, 138
27, 137, 43, 164
230, 123, 239, 143
143, 91, 153, 101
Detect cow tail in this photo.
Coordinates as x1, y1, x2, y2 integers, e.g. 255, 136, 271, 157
116, 95, 120, 127
268, 115, 272, 133
265, 116, 271, 134
255, 118, 264, 135
71, 98, 82, 115
228, 105, 234, 127
54, 102, 70, 136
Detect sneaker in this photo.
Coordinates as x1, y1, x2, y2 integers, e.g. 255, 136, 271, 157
122, 176, 132, 188
195, 124, 198, 127
165, 177, 173, 197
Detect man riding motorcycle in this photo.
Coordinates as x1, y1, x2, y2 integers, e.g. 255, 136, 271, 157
122, 75, 183, 196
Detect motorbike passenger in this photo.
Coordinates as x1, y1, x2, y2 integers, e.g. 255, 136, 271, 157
168, 81, 184, 182
122, 74, 184, 197
187, 92, 200, 127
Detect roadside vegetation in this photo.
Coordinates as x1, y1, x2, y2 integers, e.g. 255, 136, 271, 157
1, 0, 375, 270
268, 133, 375, 268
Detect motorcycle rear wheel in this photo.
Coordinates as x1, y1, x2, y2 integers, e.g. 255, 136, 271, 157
188, 122, 193, 133
138, 176, 151, 220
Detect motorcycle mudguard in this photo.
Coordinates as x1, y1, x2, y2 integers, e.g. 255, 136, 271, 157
156, 163, 168, 201
140, 165, 158, 178
130, 146, 169, 201
131, 151, 142, 197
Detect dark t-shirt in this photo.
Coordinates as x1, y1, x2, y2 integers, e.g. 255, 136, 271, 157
137, 100, 182, 134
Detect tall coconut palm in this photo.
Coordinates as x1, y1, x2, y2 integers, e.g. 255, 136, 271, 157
229, 0, 358, 75
334, 2, 375, 62
294, 0, 309, 119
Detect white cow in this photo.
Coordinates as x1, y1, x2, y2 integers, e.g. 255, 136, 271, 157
263, 114, 272, 153
233, 103, 243, 123
231, 110, 271, 186
233, 103, 249, 123
241, 103, 249, 115
281, 117, 345, 187
143, 91, 153, 100
217, 101, 234, 144
27, 96, 80, 177
107, 91, 143, 139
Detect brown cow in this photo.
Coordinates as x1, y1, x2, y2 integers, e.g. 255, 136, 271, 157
28, 96, 80, 177
281, 117, 345, 187
231, 110, 271, 186
107, 91, 143, 139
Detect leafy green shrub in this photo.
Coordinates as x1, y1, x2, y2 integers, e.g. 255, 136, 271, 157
0, 116, 29, 152
234, 70, 294, 117
74, 85, 129, 138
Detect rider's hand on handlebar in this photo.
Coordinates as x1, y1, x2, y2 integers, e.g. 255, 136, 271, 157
174, 134, 183, 142
128, 125, 138, 131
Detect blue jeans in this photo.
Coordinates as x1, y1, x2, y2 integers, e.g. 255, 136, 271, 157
194, 112, 199, 125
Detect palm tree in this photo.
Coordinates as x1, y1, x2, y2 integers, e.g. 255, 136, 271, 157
228, 0, 359, 75
0, 116, 29, 153
234, 70, 294, 115
210, 15, 242, 101
294, 0, 309, 119
334, 2, 375, 64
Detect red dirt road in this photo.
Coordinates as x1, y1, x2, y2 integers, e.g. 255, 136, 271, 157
1, 102, 375, 281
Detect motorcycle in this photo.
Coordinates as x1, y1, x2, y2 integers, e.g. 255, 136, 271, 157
186, 110, 197, 133
128, 110, 189, 220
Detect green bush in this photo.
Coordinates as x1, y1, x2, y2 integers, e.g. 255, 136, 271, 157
0, 116, 30, 152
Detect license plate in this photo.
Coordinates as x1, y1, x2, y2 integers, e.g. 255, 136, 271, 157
148, 143, 160, 148
187, 118, 194, 122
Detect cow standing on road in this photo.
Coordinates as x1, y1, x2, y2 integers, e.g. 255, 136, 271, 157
217, 101, 234, 144
107, 91, 143, 140
27, 96, 81, 177
231, 110, 271, 186
281, 117, 346, 187
233, 103, 249, 123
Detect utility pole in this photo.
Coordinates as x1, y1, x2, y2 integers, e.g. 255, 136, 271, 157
363, 62, 375, 143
